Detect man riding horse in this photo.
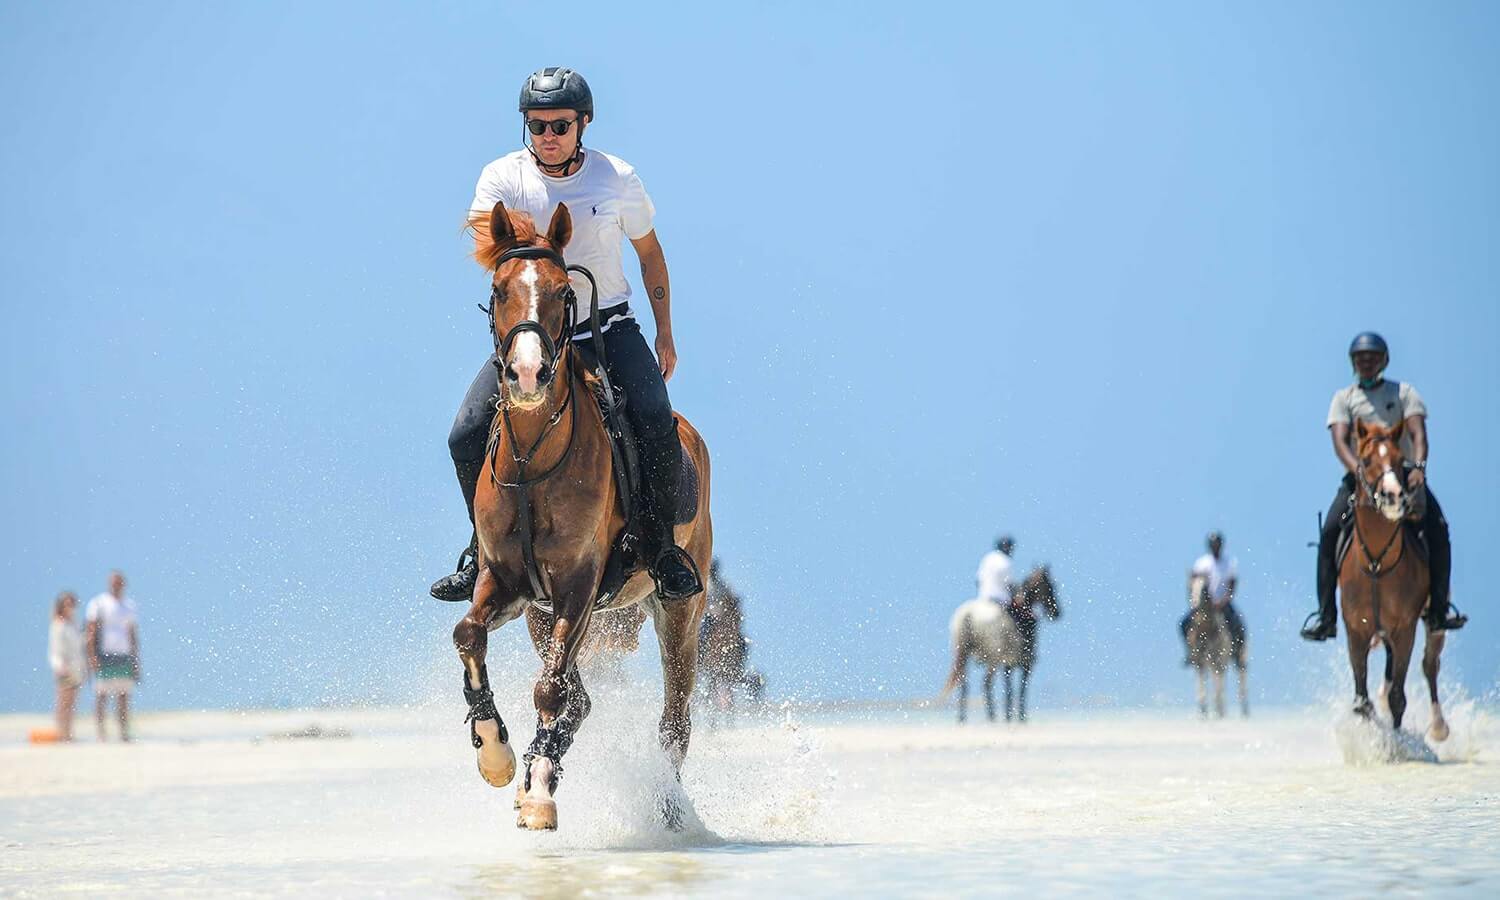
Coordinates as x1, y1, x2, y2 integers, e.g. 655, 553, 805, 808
1300, 332, 1465, 641
432, 67, 701, 604
1180, 531, 1244, 666
977, 535, 1034, 642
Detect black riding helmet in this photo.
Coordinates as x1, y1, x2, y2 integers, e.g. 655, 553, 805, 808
1348, 331, 1389, 362
996, 535, 1016, 555
1206, 531, 1224, 550
519, 67, 594, 119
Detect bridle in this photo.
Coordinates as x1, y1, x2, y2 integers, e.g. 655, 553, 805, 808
1350, 438, 1410, 638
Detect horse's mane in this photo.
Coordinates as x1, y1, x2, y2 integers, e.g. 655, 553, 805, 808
466, 208, 545, 272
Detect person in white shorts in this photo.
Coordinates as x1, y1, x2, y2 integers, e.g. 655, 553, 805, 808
86, 571, 140, 742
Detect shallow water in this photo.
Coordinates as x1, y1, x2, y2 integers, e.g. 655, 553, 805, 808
2, 695, 1497, 897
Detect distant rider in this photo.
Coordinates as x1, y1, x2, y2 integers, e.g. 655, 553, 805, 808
1180, 531, 1243, 664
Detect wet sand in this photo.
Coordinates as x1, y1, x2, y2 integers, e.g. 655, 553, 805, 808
2, 697, 1496, 897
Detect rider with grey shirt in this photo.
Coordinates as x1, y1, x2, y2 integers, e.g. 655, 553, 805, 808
1300, 332, 1465, 641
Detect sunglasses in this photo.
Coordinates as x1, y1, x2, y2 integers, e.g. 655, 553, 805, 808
526, 118, 577, 136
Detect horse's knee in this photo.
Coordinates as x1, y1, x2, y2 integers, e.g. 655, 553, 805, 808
453, 619, 486, 656
534, 673, 567, 720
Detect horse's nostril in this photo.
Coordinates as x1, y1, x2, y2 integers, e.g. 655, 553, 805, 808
504, 363, 519, 382
537, 365, 553, 386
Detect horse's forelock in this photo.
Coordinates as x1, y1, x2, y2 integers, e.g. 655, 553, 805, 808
467, 209, 543, 271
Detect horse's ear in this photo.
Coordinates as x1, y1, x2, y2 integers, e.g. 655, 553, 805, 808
546, 203, 573, 251
1354, 419, 1369, 441
490, 200, 517, 250
1391, 419, 1405, 439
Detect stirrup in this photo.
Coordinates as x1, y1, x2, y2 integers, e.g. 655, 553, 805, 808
1299, 611, 1336, 642
650, 544, 704, 601
430, 535, 479, 602
1429, 603, 1468, 632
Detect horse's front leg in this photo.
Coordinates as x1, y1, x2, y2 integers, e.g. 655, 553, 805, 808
452, 565, 526, 788
1213, 668, 1226, 718
1002, 667, 1014, 722
1423, 629, 1449, 741
516, 572, 601, 831
1196, 668, 1208, 718
1017, 667, 1031, 723
982, 667, 997, 722
1346, 628, 1374, 718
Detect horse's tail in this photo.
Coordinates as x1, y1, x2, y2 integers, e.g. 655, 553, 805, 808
939, 616, 971, 700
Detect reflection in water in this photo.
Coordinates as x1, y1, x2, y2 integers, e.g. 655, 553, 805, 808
463, 843, 831, 899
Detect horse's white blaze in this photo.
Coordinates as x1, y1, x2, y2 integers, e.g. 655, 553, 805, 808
510, 262, 544, 378
1377, 444, 1388, 458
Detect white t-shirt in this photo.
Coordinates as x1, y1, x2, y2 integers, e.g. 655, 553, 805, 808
471, 149, 655, 334
85, 593, 138, 656
48, 619, 85, 685
1191, 554, 1237, 604
975, 550, 1015, 602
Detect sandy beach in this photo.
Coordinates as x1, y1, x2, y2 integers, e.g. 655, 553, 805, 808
3, 689, 1497, 898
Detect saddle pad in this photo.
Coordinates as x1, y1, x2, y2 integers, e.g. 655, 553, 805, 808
673, 442, 699, 525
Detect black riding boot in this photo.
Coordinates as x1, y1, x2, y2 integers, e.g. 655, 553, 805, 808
1301, 530, 1339, 641
639, 423, 702, 601
1302, 483, 1348, 642
1421, 492, 1466, 631
430, 459, 484, 602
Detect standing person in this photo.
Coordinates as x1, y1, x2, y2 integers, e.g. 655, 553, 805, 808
85, 571, 140, 742
47, 591, 85, 741
1180, 532, 1244, 665
430, 66, 702, 604
1300, 332, 1465, 641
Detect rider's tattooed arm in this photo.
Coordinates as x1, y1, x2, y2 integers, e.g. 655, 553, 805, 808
1329, 422, 1360, 476
1405, 415, 1428, 467
630, 229, 677, 380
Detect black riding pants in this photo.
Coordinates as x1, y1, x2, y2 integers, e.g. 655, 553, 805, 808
1315, 472, 1452, 619
447, 316, 681, 528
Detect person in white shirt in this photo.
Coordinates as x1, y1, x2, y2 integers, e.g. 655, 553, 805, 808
431, 67, 701, 604
1180, 532, 1244, 665
85, 571, 140, 742
47, 591, 85, 741
976, 536, 1017, 604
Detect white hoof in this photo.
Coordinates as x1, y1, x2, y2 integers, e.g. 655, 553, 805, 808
1429, 704, 1450, 743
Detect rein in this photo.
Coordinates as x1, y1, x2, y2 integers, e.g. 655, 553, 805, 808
1350, 465, 1409, 639
480, 244, 615, 607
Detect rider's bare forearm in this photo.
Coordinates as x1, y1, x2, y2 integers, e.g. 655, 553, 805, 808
1329, 424, 1359, 475
1406, 415, 1428, 465
630, 231, 672, 336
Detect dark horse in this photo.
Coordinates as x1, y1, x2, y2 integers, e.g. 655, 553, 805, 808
1341, 419, 1449, 740
450, 201, 714, 830
943, 567, 1061, 723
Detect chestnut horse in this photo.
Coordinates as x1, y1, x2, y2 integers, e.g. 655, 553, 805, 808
450, 201, 713, 830
1341, 419, 1448, 740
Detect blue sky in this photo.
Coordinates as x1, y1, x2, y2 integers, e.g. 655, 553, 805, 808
2, 1, 1497, 713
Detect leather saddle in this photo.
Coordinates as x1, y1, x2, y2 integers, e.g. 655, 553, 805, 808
587, 376, 699, 607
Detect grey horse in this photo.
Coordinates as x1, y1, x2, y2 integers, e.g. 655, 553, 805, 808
943, 567, 1061, 723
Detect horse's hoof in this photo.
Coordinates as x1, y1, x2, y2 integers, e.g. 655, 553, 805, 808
1429, 720, 1451, 743
517, 797, 558, 831
473, 720, 516, 788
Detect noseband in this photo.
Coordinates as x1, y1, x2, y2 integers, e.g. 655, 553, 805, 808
484, 245, 578, 380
